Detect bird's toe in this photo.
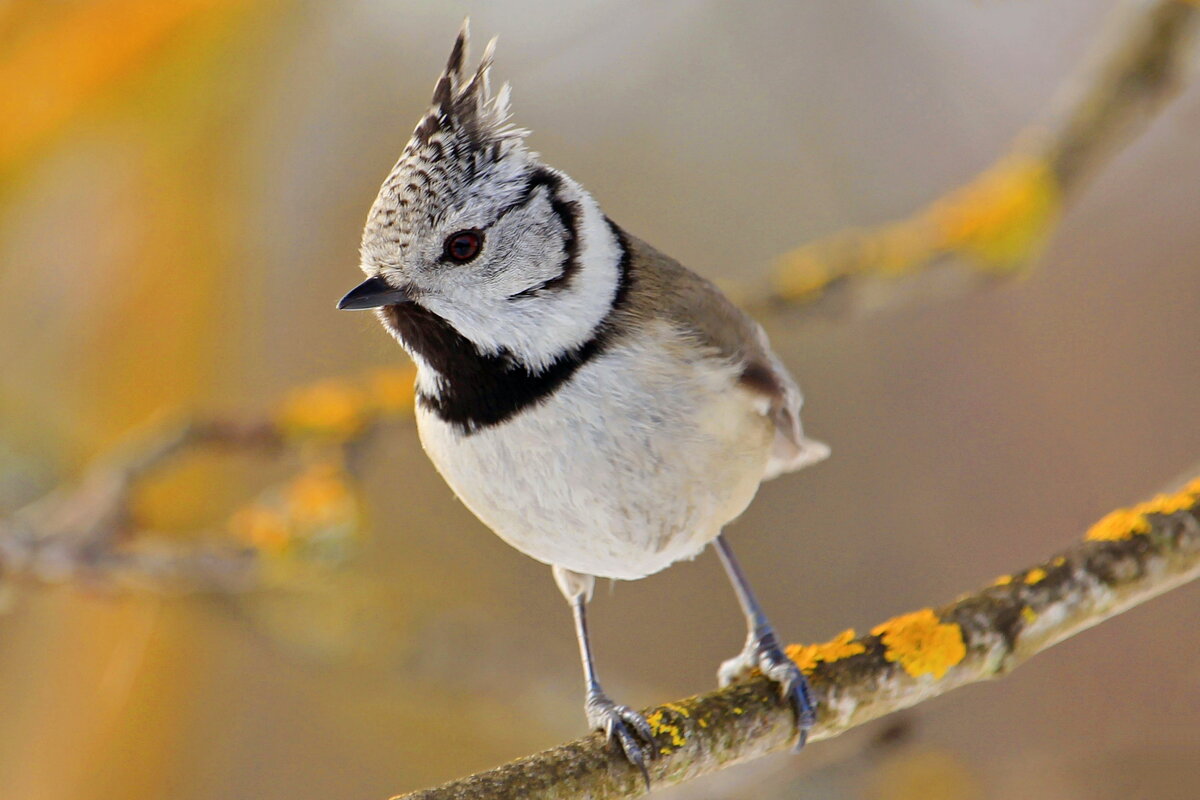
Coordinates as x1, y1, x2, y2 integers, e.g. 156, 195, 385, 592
757, 642, 816, 748
586, 690, 654, 788
719, 632, 816, 750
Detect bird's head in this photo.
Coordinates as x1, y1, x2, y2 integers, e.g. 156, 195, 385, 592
341, 21, 625, 374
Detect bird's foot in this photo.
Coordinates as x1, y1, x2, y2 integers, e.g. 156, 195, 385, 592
718, 628, 815, 750
586, 687, 654, 787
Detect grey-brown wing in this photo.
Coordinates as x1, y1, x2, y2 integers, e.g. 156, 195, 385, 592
620, 233, 829, 478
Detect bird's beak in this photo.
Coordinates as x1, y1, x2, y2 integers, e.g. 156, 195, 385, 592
337, 276, 413, 310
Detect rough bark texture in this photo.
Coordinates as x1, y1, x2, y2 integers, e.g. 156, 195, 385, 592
394, 478, 1200, 799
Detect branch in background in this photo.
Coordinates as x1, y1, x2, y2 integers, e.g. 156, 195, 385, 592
6, 1, 1193, 596
760, 0, 1199, 310
0, 368, 414, 594
393, 476, 1200, 800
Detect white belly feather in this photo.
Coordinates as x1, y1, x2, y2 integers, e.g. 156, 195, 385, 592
415, 326, 774, 580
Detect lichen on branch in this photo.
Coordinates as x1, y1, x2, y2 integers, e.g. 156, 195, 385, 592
393, 475, 1200, 800
764, 0, 1197, 309
0, 367, 416, 593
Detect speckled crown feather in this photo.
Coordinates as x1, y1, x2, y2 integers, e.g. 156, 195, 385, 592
361, 20, 533, 260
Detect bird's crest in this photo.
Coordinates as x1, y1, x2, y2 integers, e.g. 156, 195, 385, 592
411, 19, 525, 158
363, 20, 532, 253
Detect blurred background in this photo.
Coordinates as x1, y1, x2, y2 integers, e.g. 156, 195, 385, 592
1, 1, 1199, 798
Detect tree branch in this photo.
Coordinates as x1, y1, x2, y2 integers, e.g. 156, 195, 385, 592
393, 476, 1200, 800
759, 0, 1199, 311
0, 369, 416, 593
0, 418, 280, 592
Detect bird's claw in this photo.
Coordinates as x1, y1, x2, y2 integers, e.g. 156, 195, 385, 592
719, 630, 815, 750
586, 689, 654, 788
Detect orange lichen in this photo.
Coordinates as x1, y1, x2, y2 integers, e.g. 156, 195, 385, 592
868, 222, 939, 276
285, 461, 355, 525
1087, 508, 1153, 541
772, 251, 834, 301
1138, 488, 1200, 516
1052, 556, 1067, 567
646, 708, 687, 750
871, 609, 966, 680
1021, 607, 1039, 625
786, 629, 867, 674
277, 369, 419, 439
227, 458, 360, 559
1023, 568, 1047, 585
662, 702, 690, 718
1085, 479, 1200, 541
772, 220, 939, 301
992, 574, 1013, 587
277, 379, 367, 439
770, 149, 1058, 303
927, 152, 1060, 268
229, 505, 291, 554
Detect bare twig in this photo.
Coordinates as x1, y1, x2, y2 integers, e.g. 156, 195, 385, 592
0, 364, 420, 594
393, 477, 1200, 800
0, 418, 282, 593
0, 4, 1194, 793
0, 368, 414, 594
1044, 0, 1199, 188
760, 0, 1199, 310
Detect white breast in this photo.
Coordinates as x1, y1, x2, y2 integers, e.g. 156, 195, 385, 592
414, 322, 774, 580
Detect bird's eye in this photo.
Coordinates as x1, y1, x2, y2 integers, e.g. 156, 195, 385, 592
443, 230, 483, 263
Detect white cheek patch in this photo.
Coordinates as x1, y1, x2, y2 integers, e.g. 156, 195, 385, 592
491, 193, 620, 370
423, 175, 623, 373
479, 193, 566, 292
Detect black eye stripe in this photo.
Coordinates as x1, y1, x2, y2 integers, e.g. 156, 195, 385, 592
504, 168, 582, 299
485, 168, 564, 230
438, 168, 565, 265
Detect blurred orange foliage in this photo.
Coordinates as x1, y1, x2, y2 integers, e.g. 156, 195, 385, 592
772, 150, 1060, 302
229, 458, 360, 558
0, 0, 249, 171
277, 366, 417, 440
278, 379, 370, 440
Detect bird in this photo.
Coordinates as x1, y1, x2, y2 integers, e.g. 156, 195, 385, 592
337, 21, 829, 779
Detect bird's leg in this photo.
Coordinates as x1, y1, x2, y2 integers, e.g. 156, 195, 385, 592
553, 565, 653, 784
712, 533, 816, 749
